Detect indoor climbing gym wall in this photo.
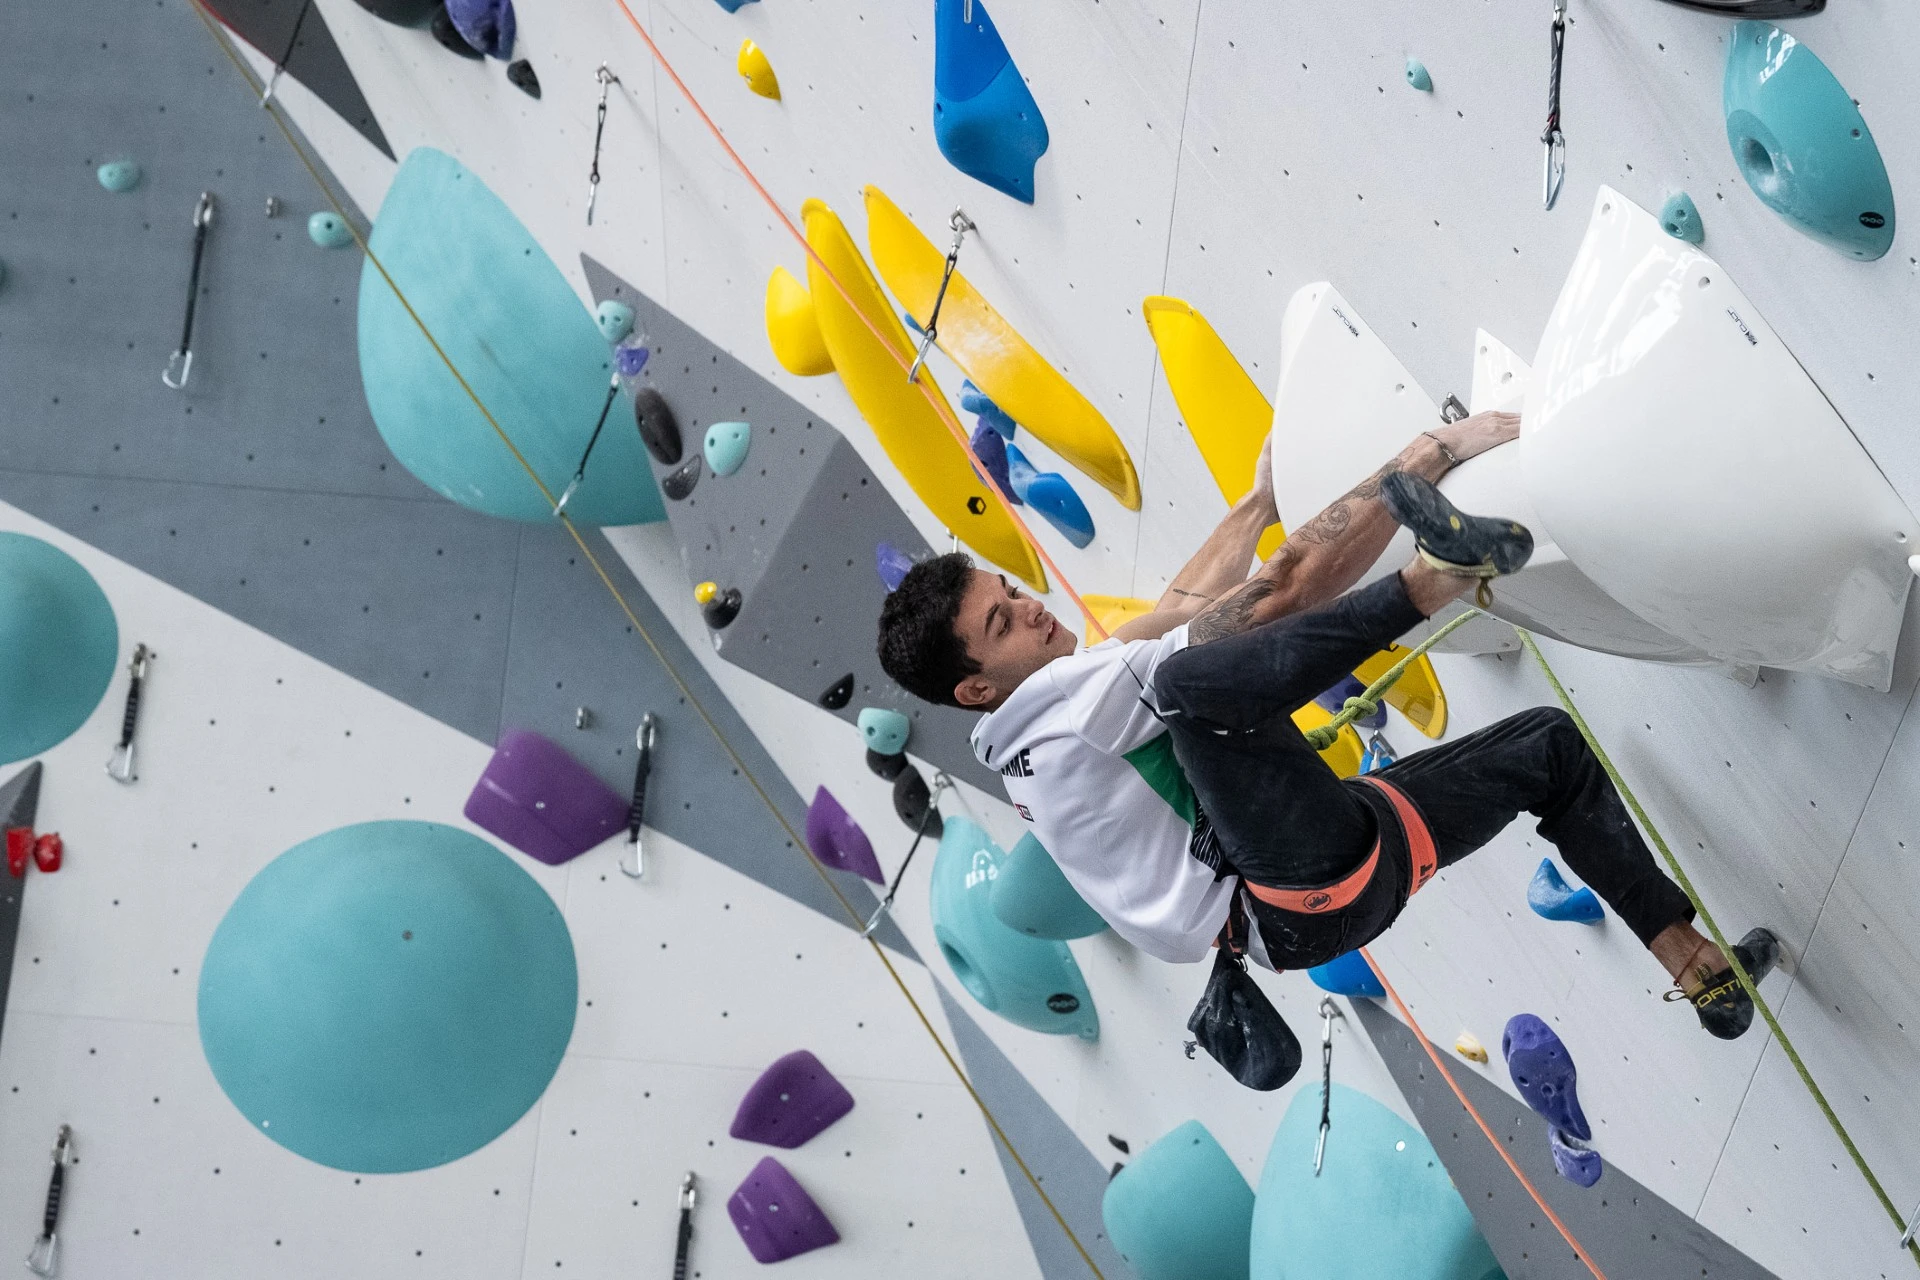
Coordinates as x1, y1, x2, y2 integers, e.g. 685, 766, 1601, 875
1, 0, 1918, 1276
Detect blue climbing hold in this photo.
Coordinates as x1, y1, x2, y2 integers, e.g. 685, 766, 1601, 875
596, 299, 635, 345
1551, 1126, 1604, 1188
1405, 58, 1433, 92
933, 0, 1050, 203
960, 379, 1018, 438
198, 820, 576, 1173
0, 534, 119, 767
1527, 859, 1605, 924
1251, 1084, 1505, 1280
990, 833, 1106, 939
1007, 443, 1094, 548
1658, 191, 1705, 245
712, 0, 758, 9
902, 309, 924, 335
1307, 949, 1385, 1000
1314, 675, 1385, 730
445, 0, 515, 59
614, 335, 650, 378
876, 541, 915, 592
703, 421, 751, 477
1502, 1013, 1590, 1141
96, 160, 141, 192
930, 816, 1098, 1039
970, 422, 1021, 505
308, 212, 354, 249
1103, 1121, 1253, 1280
857, 706, 910, 757
1724, 22, 1894, 260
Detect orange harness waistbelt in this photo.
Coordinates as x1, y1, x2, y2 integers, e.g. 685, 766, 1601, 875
1241, 776, 1438, 914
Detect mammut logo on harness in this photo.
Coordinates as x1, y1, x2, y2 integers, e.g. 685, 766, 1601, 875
999, 748, 1033, 778
1301, 890, 1334, 912
1046, 993, 1080, 1014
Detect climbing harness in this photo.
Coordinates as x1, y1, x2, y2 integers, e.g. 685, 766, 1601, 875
619, 712, 657, 880
862, 772, 951, 936
1313, 997, 1339, 1175
162, 193, 215, 390
585, 65, 619, 227
105, 643, 151, 783
24, 1125, 72, 1278
552, 371, 622, 517
1303, 609, 1481, 750
259, 0, 314, 107
672, 1171, 697, 1280
905, 209, 976, 385
1542, 0, 1569, 211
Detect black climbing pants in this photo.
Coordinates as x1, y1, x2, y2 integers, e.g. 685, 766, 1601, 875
1150, 572, 1696, 970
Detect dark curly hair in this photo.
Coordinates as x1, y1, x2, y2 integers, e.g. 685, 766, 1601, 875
877, 552, 980, 708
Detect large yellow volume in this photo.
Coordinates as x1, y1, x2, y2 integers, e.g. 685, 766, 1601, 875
801, 198, 1045, 589
864, 186, 1141, 511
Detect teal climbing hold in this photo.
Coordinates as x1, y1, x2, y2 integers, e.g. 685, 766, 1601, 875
933, 0, 1050, 203
308, 211, 354, 249
856, 706, 910, 757
990, 833, 1106, 939
96, 160, 141, 193
357, 148, 663, 526
703, 421, 751, 477
1405, 59, 1433, 92
1658, 191, 1705, 244
0, 533, 119, 767
1724, 22, 1894, 260
930, 816, 1098, 1040
1103, 1121, 1253, 1280
197, 820, 577, 1173
1307, 949, 1385, 1000
1251, 1084, 1506, 1280
1527, 858, 1604, 924
595, 299, 635, 345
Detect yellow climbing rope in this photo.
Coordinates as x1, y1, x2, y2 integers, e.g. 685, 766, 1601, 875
1302, 608, 1483, 750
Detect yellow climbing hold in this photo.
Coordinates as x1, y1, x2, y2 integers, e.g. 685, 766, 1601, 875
694, 581, 718, 605
1454, 1032, 1489, 1064
736, 39, 780, 100
765, 266, 834, 377
801, 197, 1045, 589
864, 186, 1141, 511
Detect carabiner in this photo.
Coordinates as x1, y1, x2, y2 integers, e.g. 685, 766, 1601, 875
679, 1170, 698, 1212
1314, 998, 1339, 1175
905, 210, 975, 384
619, 713, 658, 880
861, 772, 950, 935
25, 1125, 73, 1278
586, 65, 620, 226
106, 644, 152, 784
1542, 130, 1567, 212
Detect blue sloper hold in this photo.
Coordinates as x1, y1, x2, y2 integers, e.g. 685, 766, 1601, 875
1550, 1126, 1604, 1188
1314, 675, 1386, 730
932, 0, 1050, 203
960, 379, 1019, 438
1006, 443, 1094, 548
713, 0, 758, 10
969, 422, 1021, 505
902, 309, 923, 335
876, 541, 915, 592
1527, 858, 1604, 924
1103, 1121, 1254, 1280
1724, 21, 1894, 260
989, 833, 1106, 939
445, 0, 515, 59
1659, 192, 1705, 244
1306, 949, 1384, 1000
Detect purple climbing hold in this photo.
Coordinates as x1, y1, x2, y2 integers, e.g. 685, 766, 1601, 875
445, 0, 515, 58
1502, 1013, 1590, 1141
876, 541, 915, 592
1314, 674, 1385, 730
970, 422, 1021, 505
727, 1157, 840, 1264
1550, 1126, 1604, 1188
805, 786, 884, 883
729, 1049, 856, 1148
463, 730, 628, 865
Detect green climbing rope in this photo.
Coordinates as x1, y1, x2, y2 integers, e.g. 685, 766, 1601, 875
1302, 608, 1485, 751
1516, 628, 1920, 1270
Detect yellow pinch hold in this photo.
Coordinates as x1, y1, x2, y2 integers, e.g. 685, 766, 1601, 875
736, 39, 780, 100
1352, 643, 1449, 739
800, 197, 1045, 590
1454, 1032, 1489, 1064
765, 266, 834, 377
864, 186, 1141, 511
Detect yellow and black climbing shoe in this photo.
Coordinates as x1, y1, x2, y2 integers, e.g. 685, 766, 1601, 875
1668, 926, 1781, 1041
1381, 470, 1534, 580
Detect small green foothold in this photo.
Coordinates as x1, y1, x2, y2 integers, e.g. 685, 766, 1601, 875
1405, 58, 1432, 92
1659, 191, 1705, 245
308, 212, 354, 249
96, 160, 142, 193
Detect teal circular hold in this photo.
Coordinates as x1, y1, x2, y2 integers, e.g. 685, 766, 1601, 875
308, 211, 354, 249
1658, 192, 1705, 245
197, 820, 577, 1173
856, 706, 910, 756
1405, 58, 1432, 92
595, 299, 635, 345
0, 533, 118, 767
703, 420, 751, 477
96, 160, 142, 192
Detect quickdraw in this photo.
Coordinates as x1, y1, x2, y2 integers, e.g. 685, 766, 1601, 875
1542, 0, 1569, 211
586, 65, 619, 226
619, 713, 658, 879
106, 643, 152, 783
862, 772, 951, 936
1313, 998, 1339, 1175
24, 1126, 73, 1278
162, 194, 216, 390
552, 371, 623, 517
905, 209, 975, 385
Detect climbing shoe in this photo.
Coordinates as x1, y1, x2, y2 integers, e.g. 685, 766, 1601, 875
1381, 471, 1534, 589
1667, 927, 1781, 1041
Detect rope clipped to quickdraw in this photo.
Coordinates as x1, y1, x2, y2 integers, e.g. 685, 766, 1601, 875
260, 0, 314, 107
863, 773, 951, 936
1303, 608, 1483, 751
1313, 997, 1339, 1175
551, 371, 623, 517
586, 64, 619, 226
906, 209, 975, 384
1515, 628, 1920, 1270
1542, 0, 1568, 210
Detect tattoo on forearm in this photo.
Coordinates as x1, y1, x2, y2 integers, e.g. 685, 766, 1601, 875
1287, 463, 1392, 547
1188, 577, 1280, 645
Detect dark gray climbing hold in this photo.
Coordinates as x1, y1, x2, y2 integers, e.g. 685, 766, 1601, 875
866, 748, 907, 781
633, 387, 683, 466
818, 673, 855, 710
703, 587, 742, 630
892, 765, 943, 836
349, 0, 439, 26
430, 4, 485, 57
661, 455, 702, 501
506, 58, 541, 98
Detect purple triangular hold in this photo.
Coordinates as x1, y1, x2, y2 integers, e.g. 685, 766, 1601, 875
730, 1050, 855, 1148
464, 730, 628, 865
804, 787, 884, 883
728, 1157, 839, 1264
876, 541, 914, 593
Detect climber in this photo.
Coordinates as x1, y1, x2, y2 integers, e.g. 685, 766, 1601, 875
877, 414, 1778, 1040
